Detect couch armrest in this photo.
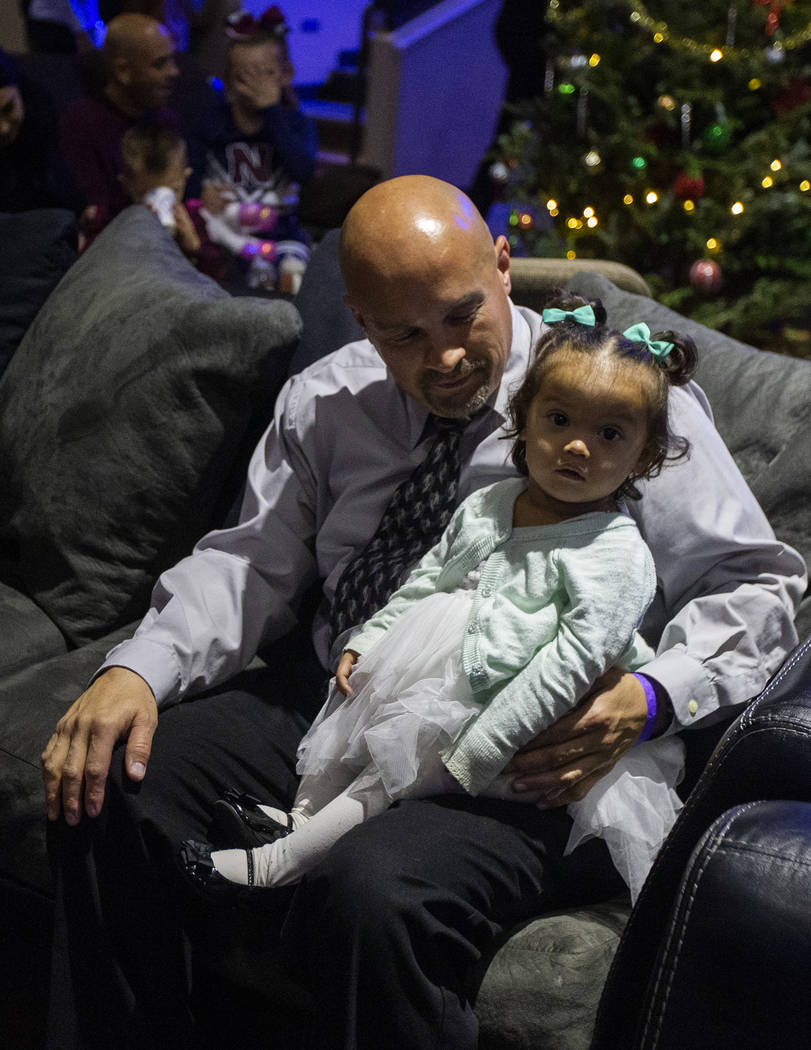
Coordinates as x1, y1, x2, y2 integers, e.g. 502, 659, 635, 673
509, 257, 651, 311
592, 636, 811, 1048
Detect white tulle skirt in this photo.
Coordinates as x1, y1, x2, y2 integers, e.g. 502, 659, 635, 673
296, 588, 684, 901
565, 735, 684, 902
297, 589, 480, 799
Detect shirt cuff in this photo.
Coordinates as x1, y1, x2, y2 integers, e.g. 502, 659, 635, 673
638, 646, 717, 730
93, 637, 183, 708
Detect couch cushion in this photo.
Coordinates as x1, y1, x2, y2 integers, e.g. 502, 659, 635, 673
0, 582, 68, 677
0, 206, 301, 648
0, 208, 78, 379
289, 228, 363, 375
0, 623, 138, 895
563, 273, 811, 637
476, 899, 630, 1050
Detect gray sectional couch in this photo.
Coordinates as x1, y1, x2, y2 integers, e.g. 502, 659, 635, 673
1, 205, 808, 1049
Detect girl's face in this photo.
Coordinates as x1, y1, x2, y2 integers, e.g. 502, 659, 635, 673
521, 350, 653, 516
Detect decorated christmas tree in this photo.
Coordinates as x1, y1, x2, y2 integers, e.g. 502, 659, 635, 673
487, 0, 811, 354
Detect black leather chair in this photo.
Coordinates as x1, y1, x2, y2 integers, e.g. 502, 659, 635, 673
590, 636, 811, 1049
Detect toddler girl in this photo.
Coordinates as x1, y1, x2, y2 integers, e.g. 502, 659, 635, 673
119, 122, 201, 260
186, 6, 317, 293
181, 297, 698, 902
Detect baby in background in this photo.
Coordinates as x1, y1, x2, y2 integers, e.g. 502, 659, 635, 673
119, 122, 201, 261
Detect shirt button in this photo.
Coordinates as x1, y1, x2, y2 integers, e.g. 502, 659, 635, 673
688, 699, 699, 716
467, 623, 477, 634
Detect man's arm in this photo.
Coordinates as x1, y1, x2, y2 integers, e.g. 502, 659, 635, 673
59, 102, 110, 214
630, 384, 805, 726
506, 384, 806, 805
41, 375, 320, 823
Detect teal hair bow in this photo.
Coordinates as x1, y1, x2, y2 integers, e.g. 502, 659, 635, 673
542, 305, 596, 326
622, 322, 674, 359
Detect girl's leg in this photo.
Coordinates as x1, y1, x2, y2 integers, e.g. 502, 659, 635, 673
212, 770, 392, 887
253, 764, 362, 832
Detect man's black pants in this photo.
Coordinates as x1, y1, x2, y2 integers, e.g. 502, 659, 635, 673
46, 638, 623, 1050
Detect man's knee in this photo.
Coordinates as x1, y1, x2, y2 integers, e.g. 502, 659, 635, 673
292, 802, 500, 957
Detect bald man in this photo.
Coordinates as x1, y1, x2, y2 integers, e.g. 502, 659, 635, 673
43, 177, 803, 1048
59, 13, 180, 233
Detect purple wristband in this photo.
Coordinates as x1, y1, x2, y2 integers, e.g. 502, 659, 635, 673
633, 672, 658, 744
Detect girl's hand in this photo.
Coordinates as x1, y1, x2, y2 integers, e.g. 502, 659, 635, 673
232, 68, 282, 111
201, 182, 230, 214
336, 650, 359, 696
173, 203, 201, 258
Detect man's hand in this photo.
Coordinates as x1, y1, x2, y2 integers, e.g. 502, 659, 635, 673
506, 669, 659, 808
41, 667, 158, 825
336, 650, 359, 696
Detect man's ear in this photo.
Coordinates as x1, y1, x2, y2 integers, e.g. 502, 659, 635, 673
343, 294, 365, 332
494, 234, 511, 297
113, 56, 131, 86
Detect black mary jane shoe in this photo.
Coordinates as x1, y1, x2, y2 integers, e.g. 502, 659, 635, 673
209, 789, 294, 849
178, 838, 255, 900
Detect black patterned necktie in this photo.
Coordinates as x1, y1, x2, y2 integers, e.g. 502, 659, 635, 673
329, 416, 467, 646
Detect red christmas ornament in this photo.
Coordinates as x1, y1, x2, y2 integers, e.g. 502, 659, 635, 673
754, 0, 793, 37
689, 259, 723, 295
673, 174, 705, 201
772, 77, 811, 115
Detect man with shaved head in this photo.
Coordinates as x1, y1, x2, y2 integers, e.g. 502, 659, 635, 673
59, 12, 179, 234
43, 177, 803, 1047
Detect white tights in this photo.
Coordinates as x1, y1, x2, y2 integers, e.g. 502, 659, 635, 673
211, 767, 391, 887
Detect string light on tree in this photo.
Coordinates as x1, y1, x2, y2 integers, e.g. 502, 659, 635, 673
556, 1, 811, 61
